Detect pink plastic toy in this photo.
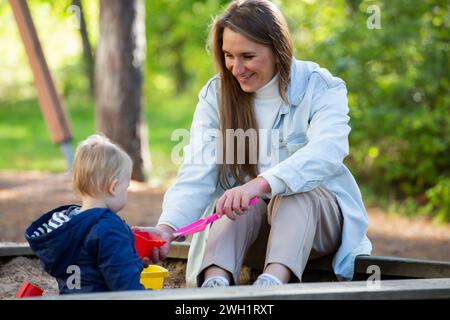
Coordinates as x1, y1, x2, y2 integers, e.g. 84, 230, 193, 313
133, 230, 166, 259
173, 197, 260, 239
16, 281, 44, 298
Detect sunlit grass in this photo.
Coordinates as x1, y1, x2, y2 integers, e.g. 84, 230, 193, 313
0, 95, 94, 172
145, 91, 196, 183
0, 91, 196, 181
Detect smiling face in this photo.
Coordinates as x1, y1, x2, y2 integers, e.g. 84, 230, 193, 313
222, 27, 277, 93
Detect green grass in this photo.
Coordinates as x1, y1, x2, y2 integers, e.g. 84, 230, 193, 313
0, 91, 196, 180
145, 91, 197, 182
0, 96, 94, 171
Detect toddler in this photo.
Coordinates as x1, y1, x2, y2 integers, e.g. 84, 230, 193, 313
25, 134, 145, 294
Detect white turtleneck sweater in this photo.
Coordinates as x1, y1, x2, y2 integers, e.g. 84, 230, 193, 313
254, 74, 286, 196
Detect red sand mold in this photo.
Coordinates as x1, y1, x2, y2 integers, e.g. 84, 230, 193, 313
133, 230, 166, 259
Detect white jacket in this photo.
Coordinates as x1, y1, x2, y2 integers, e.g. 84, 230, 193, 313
158, 59, 372, 283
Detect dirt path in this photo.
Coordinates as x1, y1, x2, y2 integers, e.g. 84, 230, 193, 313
1, 170, 449, 260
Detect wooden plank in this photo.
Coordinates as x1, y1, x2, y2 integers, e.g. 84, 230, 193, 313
36, 278, 450, 300
2, 243, 450, 280
9, 0, 72, 144
0, 242, 189, 260
0, 244, 34, 257
167, 241, 190, 259
355, 255, 450, 279
306, 254, 450, 279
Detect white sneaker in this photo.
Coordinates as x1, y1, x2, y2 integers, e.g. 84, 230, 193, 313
201, 276, 230, 288
253, 273, 283, 286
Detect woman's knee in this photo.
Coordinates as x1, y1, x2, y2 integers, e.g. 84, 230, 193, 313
268, 190, 317, 222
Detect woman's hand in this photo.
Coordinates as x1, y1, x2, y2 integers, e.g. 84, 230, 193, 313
216, 176, 271, 221
132, 224, 176, 267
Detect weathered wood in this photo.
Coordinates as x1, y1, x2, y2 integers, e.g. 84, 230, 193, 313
166, 241, 190, 259
2, 243, 450, 280
355, 255, 450, 279
0, 244, 34, 258
306, 254, 450, 279
35, 278, 450, 300
9, 0, 72, 145
0, 242, 189, 260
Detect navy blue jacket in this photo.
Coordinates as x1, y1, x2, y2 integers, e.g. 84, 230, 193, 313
25, 205, 145, 294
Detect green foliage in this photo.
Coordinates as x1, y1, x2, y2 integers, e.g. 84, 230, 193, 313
426, 178, 450, 223
0, 0, 95, 100
279, 0, 450, 221
146, 0, 228, 97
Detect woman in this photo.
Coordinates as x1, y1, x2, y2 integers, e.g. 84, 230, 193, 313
147, 0, 371, 287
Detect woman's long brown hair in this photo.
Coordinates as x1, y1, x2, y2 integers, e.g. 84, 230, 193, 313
210, 0, 293, 189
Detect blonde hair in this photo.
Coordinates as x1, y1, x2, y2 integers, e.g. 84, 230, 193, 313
72, 134, 132, 197
210, 0, 293, 188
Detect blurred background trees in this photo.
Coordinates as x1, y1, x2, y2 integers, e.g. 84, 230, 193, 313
0, 0, 449, 221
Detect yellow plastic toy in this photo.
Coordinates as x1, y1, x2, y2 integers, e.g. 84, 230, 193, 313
140, 265, 170, 290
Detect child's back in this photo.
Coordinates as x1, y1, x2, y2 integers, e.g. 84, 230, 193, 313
26, 204, 144, 294
25, 134, 146, 294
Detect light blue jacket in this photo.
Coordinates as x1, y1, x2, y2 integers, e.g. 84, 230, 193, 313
159, 59, 372, 281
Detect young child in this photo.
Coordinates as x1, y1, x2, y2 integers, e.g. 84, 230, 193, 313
25, 134, 145, 294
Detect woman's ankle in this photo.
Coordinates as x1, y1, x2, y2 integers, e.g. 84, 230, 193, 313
263, 263, 291, 283
204, 265, 232, 283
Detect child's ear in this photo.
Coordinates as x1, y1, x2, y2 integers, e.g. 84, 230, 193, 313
108, 179, 118, 196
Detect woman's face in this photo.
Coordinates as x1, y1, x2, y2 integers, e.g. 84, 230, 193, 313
222, 27, 277, 93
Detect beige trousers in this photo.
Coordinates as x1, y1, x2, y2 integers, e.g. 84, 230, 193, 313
197, 185, 343, 285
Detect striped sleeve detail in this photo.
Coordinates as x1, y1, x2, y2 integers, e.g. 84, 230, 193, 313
30, 208, 78, 238
56, 211, 70, 222
48, 218, 62, 229
42, 223, 54, 233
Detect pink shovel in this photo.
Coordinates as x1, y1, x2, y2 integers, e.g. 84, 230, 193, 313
173, 197, 260, 239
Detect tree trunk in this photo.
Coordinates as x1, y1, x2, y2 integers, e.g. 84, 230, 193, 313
95, 0, 150, 181
174, 38, 188, 93
72, 0, 95, 97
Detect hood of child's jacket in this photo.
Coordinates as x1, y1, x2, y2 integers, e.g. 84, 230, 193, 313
25, 205, 107, 277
